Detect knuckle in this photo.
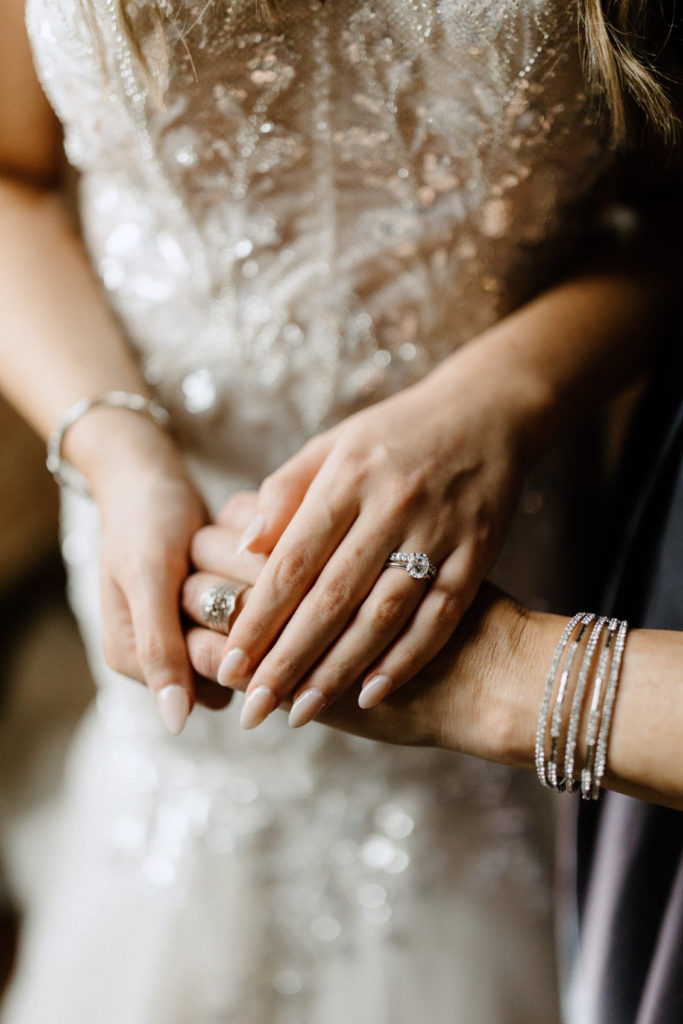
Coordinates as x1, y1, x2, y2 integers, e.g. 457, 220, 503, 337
391, 468, 426, 513
370, 590, 409, 635
271, 545, 310, 596
433, 589, 465, 630
314, 575, 353, 621
136, 630, 169, 672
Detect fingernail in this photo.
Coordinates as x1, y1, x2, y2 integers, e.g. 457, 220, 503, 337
218, 648, 250, 687
156, 685, 190, 735
237, 513, 268, 555
240, 686, 277, 730
358, 674, 393, 710
288, 688, 327, 729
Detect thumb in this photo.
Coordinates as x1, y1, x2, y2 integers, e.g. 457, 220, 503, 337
238, 431, 335, 554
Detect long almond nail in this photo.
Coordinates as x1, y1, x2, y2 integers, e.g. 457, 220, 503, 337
240, 686, 277, 730
288, 688, 327, 729
358, 674, 393, 710
218, 648, 250, 687
156, 685, 190, 735
237, 513, 268, 555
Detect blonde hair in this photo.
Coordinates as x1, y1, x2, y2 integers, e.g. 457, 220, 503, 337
581, 1, 679, 143
87, 0, 679, 144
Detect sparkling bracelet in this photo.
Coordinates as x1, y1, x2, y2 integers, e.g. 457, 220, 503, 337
563, 617, 608, 792
546, 614, 594, 790
590, 618, 629, 799
46, 391, 171, 493
535, 612, 587, 789
536, 612, 629, 801
581, 618, 619, 799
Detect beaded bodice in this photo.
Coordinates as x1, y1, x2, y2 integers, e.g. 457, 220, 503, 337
27, 0, 608, 491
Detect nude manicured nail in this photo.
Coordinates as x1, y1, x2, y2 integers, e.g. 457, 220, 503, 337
240, 686, 277, 730
358, 674, 393, 710
237, 513, 268, 555
218, 648, 250, 687
288, 688, 327, 729
156, 685, 190, 735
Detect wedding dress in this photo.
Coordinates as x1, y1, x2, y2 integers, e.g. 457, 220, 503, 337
3, 2, 610, 1021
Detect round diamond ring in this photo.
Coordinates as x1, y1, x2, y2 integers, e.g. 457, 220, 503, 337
384, 552, 438, 581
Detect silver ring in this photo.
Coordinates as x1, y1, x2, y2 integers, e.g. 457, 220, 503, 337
199, 581, 247, 633
384, 551, 438, 581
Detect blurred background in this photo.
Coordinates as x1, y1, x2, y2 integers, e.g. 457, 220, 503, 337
0, 397, 92, 1003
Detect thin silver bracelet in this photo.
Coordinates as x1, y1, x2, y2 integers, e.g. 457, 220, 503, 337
535, 612, 588, 790
563, 616, 608, 793
581, 618, 619, 799
590, 618, 629, 799
46, 391, 171, 494
546, 614, 595, 790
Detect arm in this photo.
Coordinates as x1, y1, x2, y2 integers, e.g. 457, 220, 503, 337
211, 179, 683, 731
179, 514, 683, 811
0, 0, 226, 730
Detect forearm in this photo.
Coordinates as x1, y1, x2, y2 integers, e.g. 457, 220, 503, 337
0, 175, 180, 486
426, 233, 680, 471
440, 599, 683, 811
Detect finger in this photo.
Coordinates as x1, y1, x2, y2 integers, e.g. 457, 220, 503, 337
190, 525, 265, 583
187, 630, 295, 723
101, 578, 232, 713
237, 433, 334, 555
357, 543, 481, 709
100, 577, 145, 681
218, 473, 360, 693
181, 571, 251, 633
125, 563, 196, 735
287, 567, 427, 727
187, 626, 242, 689
230, 515, 418, 726
215, 490, 260, 531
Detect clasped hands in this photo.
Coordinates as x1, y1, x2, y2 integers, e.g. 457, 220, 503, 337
178, 357, 527, 735
95, 345, 534, 740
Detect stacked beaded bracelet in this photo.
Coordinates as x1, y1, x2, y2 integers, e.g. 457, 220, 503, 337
46, 391, 171, 494
535, 612, 629, 800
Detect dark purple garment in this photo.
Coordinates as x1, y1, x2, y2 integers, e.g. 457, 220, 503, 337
563, 342, 683, 1023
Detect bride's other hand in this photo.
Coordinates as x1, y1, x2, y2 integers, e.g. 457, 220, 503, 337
215, 336, 546, 730
73, 410, 227, 729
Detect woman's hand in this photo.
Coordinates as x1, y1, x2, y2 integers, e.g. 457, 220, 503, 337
75, 409, 231, 732
215, 338, 545, 731
182, 538, 541, 764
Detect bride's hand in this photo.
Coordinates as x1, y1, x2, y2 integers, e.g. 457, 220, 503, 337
214, 340, 542, 730
78, 410, 228, 731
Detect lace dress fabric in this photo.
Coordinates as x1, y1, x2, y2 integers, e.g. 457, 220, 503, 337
4, 2, 609, 1021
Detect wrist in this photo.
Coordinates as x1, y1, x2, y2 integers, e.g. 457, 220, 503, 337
427, 329, 558, 474
63, 403, 186, 496
435, 590, 560, 771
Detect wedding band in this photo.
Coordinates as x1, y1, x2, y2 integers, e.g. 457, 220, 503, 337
199, 581, 247, 633
384, 551, 438, 581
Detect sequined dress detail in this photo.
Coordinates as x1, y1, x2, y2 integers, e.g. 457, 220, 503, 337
4, 2, 607, 1021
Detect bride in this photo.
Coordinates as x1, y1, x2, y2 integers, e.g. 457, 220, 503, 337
0, 1, 679, 1021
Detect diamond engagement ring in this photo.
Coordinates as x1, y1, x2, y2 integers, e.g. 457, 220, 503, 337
384, 552, 438, 581
199, 581, 248, 633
